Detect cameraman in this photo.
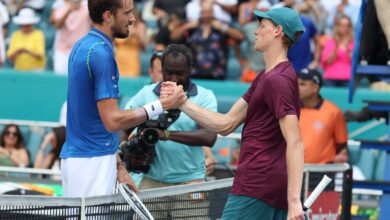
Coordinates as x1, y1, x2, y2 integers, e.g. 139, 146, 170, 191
125, 44, 217, 218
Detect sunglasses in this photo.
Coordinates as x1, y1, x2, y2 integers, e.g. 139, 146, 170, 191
5, 131, 18, 137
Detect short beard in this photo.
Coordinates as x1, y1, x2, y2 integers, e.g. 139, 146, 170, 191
111, 23, 129, 39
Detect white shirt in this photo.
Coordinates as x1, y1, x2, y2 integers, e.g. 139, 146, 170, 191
186, 0, 238, 24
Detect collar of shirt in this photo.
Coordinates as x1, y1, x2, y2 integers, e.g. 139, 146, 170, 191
90, 28, 113, 52
153, 80, 198, 97
301, 96, 324, 110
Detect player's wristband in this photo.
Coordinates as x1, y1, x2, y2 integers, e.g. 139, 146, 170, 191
142, 100, 163, 119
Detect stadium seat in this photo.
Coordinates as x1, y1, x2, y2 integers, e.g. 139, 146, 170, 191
374, 150, 386, 181
26, 130, 44, 166
355, 149, 377, 180
19, 125, 31, 145
211, 138, 239, 165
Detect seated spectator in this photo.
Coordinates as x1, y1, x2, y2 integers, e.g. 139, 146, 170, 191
0, 124, 29, 167
296, 0, 327, 34
185, 1, 243, 80
298, 69, 348, 164
114, 8, 147, 77
5, 0, 45, 15
153, 0, 190, 27
321, 15, 354, 87
6, 8, 46, 71
50, 0, 91, 75
34, 126, 66, 170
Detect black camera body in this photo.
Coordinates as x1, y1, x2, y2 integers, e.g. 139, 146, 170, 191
120, 110, 180, 173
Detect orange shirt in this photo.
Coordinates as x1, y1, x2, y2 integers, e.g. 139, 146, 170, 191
300, 99, 348, 164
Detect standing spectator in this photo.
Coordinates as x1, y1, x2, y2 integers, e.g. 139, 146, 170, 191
114, 8, 147, 77
238, 0, 270, 82
187, 1, 243, 80
321, 15, 354, 87
186, 0, 239, 24
50, 0, 91, 75
296, 0, 327, 34
0, 1, 9, 67
6, 8, 46, 71
298, 69, 348, 164
154, 13, 187, 51
0, 124, 29, 167
153, 0, 190, 26
327, 0, 359, 31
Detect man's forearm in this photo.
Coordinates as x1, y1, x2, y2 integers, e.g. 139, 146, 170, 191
180, 100, 235, 136
168, 129, 217, 146
286, 140, 304, 203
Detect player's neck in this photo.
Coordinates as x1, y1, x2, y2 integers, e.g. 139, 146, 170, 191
93, 24, 114, 41
263, 46, 288, 73
302, 95, 321, 108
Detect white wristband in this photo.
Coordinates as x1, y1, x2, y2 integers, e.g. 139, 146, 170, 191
143, 100, 163, 119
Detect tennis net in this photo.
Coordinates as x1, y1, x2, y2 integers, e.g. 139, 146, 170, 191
0, 164, 352, 219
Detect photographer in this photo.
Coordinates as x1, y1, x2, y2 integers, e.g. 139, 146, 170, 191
124, 44, 217, 219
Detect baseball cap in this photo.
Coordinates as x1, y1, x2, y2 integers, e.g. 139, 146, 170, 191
298, 68, 323, 87
253, 7, 304, 44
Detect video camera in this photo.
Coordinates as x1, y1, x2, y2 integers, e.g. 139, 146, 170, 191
120, 110, 180, 173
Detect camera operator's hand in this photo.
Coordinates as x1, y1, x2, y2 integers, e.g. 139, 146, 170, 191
160, 82, 187, 110
117, 165, 139, 193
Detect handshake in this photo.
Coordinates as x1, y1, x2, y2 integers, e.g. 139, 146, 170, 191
160, 82, 187, 110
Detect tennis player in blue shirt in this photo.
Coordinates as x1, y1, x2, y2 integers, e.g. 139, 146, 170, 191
60, 0, 186, 197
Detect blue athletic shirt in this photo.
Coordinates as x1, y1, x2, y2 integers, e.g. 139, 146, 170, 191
60, 28, 120, 158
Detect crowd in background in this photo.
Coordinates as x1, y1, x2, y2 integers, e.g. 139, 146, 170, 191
0, 0, 361, 84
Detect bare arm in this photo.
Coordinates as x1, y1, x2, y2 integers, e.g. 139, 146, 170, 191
34, 132, 55, 169
166, 126, 217, 147
333, 143, 348, 163
180, 98, 247, 136
214, 1, 238, 14
279, 115, 305, 220
97, 98, 148, 132
50, 7, 72, 28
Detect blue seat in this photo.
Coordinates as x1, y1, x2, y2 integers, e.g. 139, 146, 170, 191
374, 150, 386, 181
355, 149, 377, 180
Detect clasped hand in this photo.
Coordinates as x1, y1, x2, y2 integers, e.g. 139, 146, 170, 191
160, 82, 187, 110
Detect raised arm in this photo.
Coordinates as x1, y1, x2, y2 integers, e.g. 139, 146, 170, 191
279, 115, 305, 220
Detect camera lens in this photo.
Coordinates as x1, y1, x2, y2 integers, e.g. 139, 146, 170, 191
141, 128, 159, 146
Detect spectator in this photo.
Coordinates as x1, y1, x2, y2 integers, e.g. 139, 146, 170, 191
154, 13, 187, 51
186, 1, 243, 80
0, 1, 9, 67
5, 0, 45, 15
148, 50, 163, 83
125, 44, 217, 218
50, 0, 91, 75
298, 69, 348, 164
296, 0, 327, 34
153, 0, 190, 26
6, 8, 46, 71
34, 126, 66, 170
186, 0, 239, 24
321, 15, 354, 87
327, 0, 359, 31
0, 124, 29, 167
114, 8, 147, 77
238, 0, 270, 82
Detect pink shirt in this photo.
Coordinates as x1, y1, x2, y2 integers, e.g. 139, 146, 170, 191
321, 38, 354, 81
53, 3, 91, 54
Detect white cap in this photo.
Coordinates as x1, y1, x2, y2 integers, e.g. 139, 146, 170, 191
13, 8, 40, 25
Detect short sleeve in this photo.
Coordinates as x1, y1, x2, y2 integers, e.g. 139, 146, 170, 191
88, 45, 119, 101
333, 108, 348, 144
199, 89, 218, 112
266, 75, 298, 119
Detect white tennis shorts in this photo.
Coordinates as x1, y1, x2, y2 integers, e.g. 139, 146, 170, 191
61, 154, 117, 197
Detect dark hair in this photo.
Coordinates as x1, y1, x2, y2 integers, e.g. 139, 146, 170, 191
282, 32, 302, 49
161, 44, 193, 69
150, 50, 163, 67
88, 0, 123, 24
48, 126, 66, 169
0, 124, 25, 149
